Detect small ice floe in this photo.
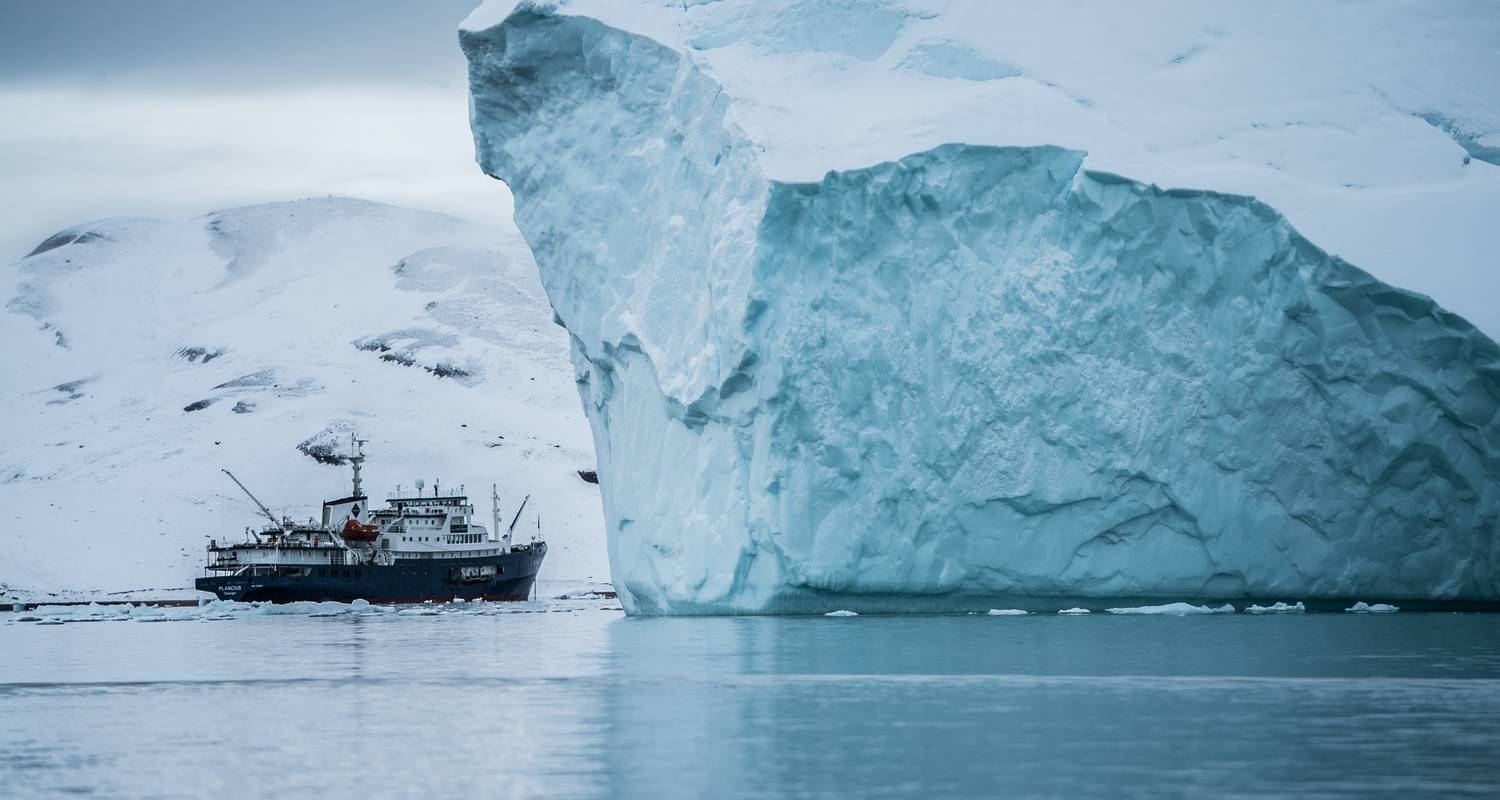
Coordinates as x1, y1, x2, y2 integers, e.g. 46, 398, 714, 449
1246, 602, 1306, 614
824, 610, 859, 617
986, 609, 1028, 616
1058, 607, 1091, 615
1106, 603, 1235, 615
262, 601, 356, 617
13, 598, 393, 624
1346, 601, 1400, 613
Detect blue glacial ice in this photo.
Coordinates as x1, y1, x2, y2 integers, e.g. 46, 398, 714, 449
462, 6, 1500, 615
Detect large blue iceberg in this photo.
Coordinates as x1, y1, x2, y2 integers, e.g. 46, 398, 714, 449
463, 5, 1500, 614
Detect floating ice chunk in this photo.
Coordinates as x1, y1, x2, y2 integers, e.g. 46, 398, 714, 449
1246, 602, 1306, 614
1346, 602, 1401, 613
986, 609, 1029, 616
23, 603, 131, 623
11, 598, 398, 624
1058, 608, 1091, 615
259, 601, 353, 617
824, 610, 858, 617
1106, 603, 1236, 615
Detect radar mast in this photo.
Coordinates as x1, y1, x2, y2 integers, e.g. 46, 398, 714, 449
349, 436, 368, 497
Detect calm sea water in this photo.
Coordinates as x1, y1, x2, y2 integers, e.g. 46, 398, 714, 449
3, 601, 1499, 799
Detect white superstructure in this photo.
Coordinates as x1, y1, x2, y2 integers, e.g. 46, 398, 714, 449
205, 440, 532, 577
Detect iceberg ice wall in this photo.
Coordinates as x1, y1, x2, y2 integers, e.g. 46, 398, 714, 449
463, 2, 1500, 613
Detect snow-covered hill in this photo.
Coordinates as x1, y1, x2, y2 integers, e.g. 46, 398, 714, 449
0, 197, 606, 601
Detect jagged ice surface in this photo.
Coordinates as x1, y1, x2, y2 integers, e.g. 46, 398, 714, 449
463, 2, 1500, 614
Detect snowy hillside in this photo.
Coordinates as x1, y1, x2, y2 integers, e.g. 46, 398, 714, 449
0, 197, 606, 601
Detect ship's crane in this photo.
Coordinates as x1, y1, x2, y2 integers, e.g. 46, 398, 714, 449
508, 494, 530, 537
222, 468, 280, 541
490, 491, 529, 555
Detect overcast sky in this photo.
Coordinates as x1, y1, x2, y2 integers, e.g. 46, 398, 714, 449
0, 0, 512, 262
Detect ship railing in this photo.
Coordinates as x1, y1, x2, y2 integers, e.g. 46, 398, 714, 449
387, 487, 467, 497
209, 538, 351, 552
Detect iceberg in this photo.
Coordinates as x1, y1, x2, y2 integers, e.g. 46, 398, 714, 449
1346, 602, 1401, 614
1106, 603, 1236, 616
462, 2, 1500, 615
1245, 602, 1306, 615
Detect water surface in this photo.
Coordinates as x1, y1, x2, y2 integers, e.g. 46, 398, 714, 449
3, 602, 1498, 798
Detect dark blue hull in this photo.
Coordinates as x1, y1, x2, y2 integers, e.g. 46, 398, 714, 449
195, 543, 546, 603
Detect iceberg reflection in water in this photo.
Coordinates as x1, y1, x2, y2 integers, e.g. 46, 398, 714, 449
3, 603, 1499, 798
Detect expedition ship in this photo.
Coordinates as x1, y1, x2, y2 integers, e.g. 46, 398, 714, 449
196, 440, 546, 603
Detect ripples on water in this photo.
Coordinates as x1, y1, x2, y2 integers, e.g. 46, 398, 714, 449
3, 601, 1499, 799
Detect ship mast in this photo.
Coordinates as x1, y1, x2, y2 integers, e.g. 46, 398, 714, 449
349, 436, 367, 497
491, 484, 501, 544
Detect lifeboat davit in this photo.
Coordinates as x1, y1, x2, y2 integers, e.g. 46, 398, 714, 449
341, 518, 381, 542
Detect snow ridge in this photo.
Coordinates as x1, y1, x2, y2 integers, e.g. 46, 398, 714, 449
464, 6, 1500, 615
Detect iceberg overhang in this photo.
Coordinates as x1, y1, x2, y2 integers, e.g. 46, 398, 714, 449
463, 6, 1500, 614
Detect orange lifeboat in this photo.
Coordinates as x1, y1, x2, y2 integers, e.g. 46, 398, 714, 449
341, 518, 381, 542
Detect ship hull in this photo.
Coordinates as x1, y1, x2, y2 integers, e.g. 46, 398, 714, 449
194, 543, 547, 603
